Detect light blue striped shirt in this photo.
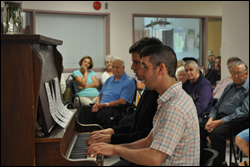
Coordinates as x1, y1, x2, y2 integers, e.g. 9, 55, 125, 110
209, 77, 249, 124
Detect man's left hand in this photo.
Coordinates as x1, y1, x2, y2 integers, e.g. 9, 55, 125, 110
208, 119, 222, 132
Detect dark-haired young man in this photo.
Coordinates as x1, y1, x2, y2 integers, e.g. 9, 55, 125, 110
86, 45, 200, 166
86, 37, 163, 166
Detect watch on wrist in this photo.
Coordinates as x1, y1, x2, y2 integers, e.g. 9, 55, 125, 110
106, 103, 109, 107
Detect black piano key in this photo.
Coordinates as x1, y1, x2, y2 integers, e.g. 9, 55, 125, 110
69, 133, 92, 159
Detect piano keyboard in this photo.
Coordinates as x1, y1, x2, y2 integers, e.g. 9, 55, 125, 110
69, 133, 92, 159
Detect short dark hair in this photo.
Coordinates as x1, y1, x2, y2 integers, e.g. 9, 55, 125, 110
129, 37, 163, 54
79, 55, 94, 69
216, 56, 221, 60
140, 45, 177, 78
227, 57, 241, 67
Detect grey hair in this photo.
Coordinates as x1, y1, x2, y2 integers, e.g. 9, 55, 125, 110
184, 60, 199, 70
104, 55, 114, 64
175, 66, 185, 78
227, 57, 242, 67
231, 61, 248, 71
112, 56, 125, 67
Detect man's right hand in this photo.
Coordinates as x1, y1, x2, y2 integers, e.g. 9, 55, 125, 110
86, 128, 114, 145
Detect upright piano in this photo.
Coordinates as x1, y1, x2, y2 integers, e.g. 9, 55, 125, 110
1, 35, 103, 166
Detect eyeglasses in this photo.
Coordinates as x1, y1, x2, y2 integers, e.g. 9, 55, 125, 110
231, 71, 246, 76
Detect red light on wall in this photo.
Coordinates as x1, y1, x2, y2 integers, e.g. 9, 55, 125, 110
93, 1, 101, 10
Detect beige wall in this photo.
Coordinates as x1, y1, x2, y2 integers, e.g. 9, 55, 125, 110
3, 1, 249, 81
1, 1, 223, 77
221, 1, 249, 78
207, 21, 222, 58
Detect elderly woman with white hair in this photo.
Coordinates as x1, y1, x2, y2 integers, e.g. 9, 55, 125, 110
101, 55, 114, 85
175, 66, 187, 84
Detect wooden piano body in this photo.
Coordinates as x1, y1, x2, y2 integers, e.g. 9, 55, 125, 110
1, 35, 103, 166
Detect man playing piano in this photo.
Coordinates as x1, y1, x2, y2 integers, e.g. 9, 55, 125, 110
86, 37, 162, 166
86, 45, 200, 166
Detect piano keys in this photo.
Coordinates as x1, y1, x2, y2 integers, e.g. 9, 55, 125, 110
67, 133, 102, 162
35, 109, 104, 166
69, 133, 91, 159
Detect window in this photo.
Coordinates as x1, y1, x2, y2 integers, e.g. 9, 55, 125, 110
36, 13, 106, 69
134, 16, 202, 64
1, 9, 110, 71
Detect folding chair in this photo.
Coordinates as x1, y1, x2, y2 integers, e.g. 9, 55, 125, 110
229, 114, 249, 166
200, 148, 219, 166
64, 74, 81, 109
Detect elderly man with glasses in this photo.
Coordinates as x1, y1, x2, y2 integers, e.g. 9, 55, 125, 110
200, 60, 249, 166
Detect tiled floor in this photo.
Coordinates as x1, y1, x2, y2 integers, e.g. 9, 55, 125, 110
103, 140, 249, 166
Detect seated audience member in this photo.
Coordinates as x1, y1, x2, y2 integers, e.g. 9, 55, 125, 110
86, 37, 162, 166
213, 57, 242, 99
204, 54, 216, 75
101, 55, 113, 86
183, 60, 213, 122
200, 60, 249, 166
73, 56, 99, 107
205, 60, 216, 75
205, 56, 221, 88
177, 59, 185, 69
79, 57, 136, 129
175, 66, 187, 84
86, 45, 200, 166
235, 128, 249, 166
208, 54, 216, 62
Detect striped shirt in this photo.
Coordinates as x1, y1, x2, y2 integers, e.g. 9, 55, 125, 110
209, 77, 249, 124
150, 82, 200, 166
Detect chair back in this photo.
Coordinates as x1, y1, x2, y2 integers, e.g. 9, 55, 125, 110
64, 74, 77, 108
200, 148, 218, 166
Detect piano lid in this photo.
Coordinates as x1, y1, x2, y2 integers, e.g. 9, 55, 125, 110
1, 34, 63, 45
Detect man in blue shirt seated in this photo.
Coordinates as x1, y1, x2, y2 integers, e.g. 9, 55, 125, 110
79, 57, 136, 129
200, 60, 249, 166
182, 60, 213, 122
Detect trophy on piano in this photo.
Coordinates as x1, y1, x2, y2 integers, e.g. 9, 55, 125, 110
3, 1, 23, 35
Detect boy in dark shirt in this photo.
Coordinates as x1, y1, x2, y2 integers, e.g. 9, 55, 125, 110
86, 37, 163, 166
